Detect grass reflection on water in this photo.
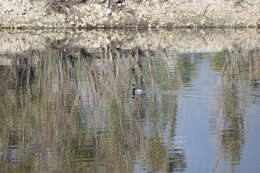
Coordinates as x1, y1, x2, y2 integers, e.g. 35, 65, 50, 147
0, 43, 259, 173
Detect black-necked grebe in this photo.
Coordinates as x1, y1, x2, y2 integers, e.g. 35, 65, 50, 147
132, 84, 143, 95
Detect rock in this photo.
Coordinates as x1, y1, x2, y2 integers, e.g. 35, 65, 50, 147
200, 19, 206, 25
106, 8, 112, 15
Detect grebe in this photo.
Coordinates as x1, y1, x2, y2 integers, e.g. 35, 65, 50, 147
132, 84, 143, 95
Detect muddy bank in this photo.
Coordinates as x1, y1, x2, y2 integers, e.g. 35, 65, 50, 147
0, 29, 259, 58
0, 0, 260, 29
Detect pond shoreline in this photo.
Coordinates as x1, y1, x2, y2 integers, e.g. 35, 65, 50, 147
0, 25, 258, 31
0, 1, 259, 29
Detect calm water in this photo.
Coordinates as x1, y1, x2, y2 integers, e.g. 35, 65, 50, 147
0, 33, 260, 173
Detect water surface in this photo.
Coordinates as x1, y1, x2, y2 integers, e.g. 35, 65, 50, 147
0, 32, 260, 173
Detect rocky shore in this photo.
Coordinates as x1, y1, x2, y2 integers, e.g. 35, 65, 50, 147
0, 0, 260, 29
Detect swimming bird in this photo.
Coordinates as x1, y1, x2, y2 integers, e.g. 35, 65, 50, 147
132, 84, 143, 95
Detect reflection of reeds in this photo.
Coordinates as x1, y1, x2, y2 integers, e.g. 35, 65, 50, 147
0, 45, 186, 173
219, 47, 260, 82
211, 47, 260, 172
